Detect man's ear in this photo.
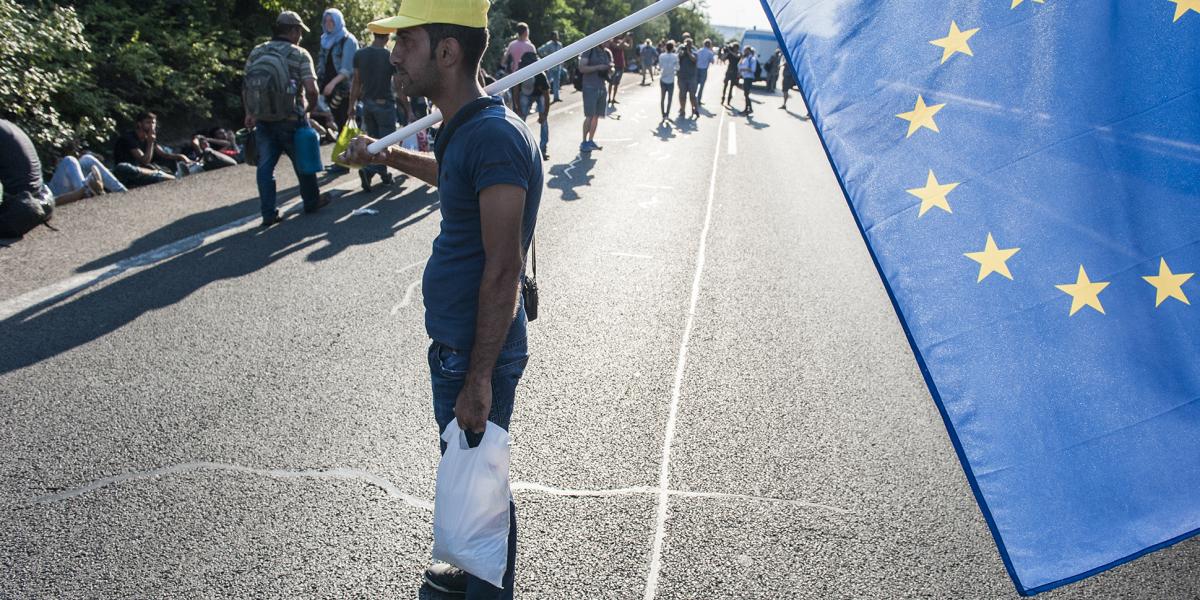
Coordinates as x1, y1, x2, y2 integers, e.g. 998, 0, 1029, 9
438, 37, 461, 71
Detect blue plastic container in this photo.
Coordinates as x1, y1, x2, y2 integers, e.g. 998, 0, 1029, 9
293, 123, 323, 175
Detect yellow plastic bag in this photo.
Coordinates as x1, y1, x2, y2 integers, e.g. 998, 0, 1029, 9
332, 121, 363, 168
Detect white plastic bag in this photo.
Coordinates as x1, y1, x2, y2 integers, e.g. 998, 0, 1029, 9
431, 418, 512, 588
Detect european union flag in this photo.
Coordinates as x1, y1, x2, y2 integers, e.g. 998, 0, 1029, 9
758, 0, 1200, 594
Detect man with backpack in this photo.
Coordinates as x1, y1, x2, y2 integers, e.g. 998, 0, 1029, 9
243, 10, 328, 228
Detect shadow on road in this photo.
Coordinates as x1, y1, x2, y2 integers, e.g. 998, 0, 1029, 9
0, 181, 440, 376
545, 155, 596, 202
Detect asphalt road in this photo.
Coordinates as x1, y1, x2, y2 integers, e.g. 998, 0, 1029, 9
1, 77, 1196, 599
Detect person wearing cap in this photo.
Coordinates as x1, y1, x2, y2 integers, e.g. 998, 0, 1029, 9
341, 1, 540, 597
244, 11, 327, 227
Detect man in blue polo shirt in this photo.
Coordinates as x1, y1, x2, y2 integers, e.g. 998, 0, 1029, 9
341, 1, 540, 598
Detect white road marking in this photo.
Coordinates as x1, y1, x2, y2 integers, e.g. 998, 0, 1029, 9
644, 108, 726, 600
610, 252, 654, 259
393, 259, 427, 275
727, 121, 737, 155
26, 461, 434, 511
0, 211, 261, 321
25, 461, 848, 515
562, 156, 582, 179
390, 278, 422, 315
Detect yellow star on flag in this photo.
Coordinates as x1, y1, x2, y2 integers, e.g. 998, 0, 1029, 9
1170, 0, 1200, 22
896, 95, 945, 138
930, 22, 980, 64
964, 233, 1020, 282
1056, 265, 1110, 316
1011, 0, 1045, 8
906, 170, 959, 216
1142, 258, 1193, 306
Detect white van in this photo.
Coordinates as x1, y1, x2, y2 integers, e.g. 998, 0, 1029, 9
739, 28, 781, 85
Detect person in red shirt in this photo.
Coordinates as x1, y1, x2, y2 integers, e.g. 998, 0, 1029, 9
606, 33, 632, 106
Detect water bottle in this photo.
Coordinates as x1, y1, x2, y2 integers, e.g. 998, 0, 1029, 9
293, 121, 323, 175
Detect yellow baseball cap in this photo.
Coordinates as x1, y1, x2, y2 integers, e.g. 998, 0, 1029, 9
368, 0, 490, 33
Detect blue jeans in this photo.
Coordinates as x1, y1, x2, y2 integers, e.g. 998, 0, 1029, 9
361, 100, 397, 177
428, 337, 529, 600
49, 154, 127, 196
696, 67, 709, 103
519, 95, 549, 155
255, 120, 320, 219
547, 65, 563, 101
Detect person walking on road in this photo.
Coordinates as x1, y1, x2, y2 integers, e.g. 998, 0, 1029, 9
639, 38, 658, 85
537, 31, 564, 102
316, 8, 358, 150
577, 42, 612, 153
501, 22, 536, 76
738, 46, 758, 115
695, 38, 715, 105
721, 42, 741, 106
348, 29, 399, 191
515, 52, 551, 160
343, 1, 542, 597
766, 49, 783, 92
243, 11, 328, 227
779, 57, 810, 119
606, 34, 632, 106
656, 40, 679, 122
676, 38, 699, 119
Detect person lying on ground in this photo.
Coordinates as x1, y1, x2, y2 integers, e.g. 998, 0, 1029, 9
186, 129, 240, 171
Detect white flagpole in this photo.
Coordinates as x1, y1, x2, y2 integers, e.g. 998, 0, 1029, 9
364, 0, 690, 155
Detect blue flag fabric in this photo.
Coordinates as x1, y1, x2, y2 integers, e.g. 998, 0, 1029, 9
758, 0, 1200, 594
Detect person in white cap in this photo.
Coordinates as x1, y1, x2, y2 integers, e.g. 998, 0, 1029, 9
341, 1, 540, 597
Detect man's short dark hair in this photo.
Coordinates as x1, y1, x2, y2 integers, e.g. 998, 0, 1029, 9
135, 111, 156, 123
423, 24, 489, 75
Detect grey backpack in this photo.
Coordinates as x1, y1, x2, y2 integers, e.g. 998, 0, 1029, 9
243, 45, 295, 121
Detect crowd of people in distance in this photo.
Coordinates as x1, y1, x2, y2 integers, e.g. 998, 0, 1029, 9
1, 8, 810, 239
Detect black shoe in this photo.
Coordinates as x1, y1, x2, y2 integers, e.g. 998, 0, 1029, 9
306, 192, 332, 214
260, 210, 281, 228
541, 150, 550, 161
326, 164, 349, 175
423, 563, 467, 595
380, 172, 394, 185
359, 170, 372, 192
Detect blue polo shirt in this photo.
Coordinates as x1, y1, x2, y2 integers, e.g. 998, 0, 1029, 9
423, 96, 542, 350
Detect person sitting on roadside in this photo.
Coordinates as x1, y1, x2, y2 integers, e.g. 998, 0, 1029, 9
112, 111, 195, 188
0, 119, 101, 239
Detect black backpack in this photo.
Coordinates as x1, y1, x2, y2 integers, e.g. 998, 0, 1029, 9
244, 44, 295, 122
0, 190, 53, 240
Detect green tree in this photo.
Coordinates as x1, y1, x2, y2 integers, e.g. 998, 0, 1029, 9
0, 0, 111, 168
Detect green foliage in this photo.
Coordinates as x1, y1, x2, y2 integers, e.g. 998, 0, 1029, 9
0, 0, 111, 167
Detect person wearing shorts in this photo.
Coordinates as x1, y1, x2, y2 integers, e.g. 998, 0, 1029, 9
578, 45, 612, 153
606, 34, 631, 106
